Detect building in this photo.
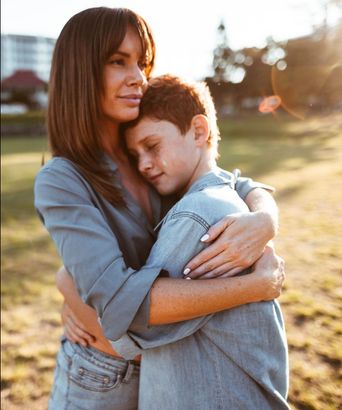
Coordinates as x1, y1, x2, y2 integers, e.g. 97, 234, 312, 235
1, 34, 56, 82
1, 69, 48, 110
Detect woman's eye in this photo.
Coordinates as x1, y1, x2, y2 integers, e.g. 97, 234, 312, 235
109, 58, 124, 66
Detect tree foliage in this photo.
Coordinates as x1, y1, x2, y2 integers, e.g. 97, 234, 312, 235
207, 16, 342, 117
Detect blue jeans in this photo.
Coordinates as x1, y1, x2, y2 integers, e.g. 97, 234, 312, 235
49, 338, 140, 410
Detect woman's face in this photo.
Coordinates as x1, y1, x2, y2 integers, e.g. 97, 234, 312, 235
101, 27, 147, 127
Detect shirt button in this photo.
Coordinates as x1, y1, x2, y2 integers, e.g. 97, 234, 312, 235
103, 376, 110, 384
78, 367, 85, 375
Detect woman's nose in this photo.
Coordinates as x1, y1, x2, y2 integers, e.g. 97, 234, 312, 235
127, 64, 146, 88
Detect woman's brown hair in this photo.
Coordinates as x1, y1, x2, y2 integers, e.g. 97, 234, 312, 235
48, 7, 155, 206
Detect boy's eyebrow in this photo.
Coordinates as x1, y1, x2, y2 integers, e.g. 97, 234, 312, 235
126, 134, 159, 152
140, 134, 159, 144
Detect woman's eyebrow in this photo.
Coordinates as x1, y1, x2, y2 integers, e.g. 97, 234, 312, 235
112, 51, 130, 58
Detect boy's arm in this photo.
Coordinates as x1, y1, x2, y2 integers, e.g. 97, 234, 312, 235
184, 187, 279, 279
118, 210, 281, 354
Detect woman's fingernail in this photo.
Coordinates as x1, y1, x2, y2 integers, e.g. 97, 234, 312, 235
185, 277, 192, 280
200, 234, 210, 242
183, 268, 191, 275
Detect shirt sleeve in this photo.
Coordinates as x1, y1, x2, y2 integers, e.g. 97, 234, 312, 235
235, 176, 275, 201
34, 164, 162, 342
113, 213, 214, 357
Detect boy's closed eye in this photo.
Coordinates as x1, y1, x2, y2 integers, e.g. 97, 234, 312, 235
146, 143, 159, 152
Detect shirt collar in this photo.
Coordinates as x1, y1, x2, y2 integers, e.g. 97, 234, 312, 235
185, 167, 236, 196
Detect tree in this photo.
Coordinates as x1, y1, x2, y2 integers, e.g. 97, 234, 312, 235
212, 21, 246, 84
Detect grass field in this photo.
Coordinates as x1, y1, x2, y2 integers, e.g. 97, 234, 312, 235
1, 113, 342, 409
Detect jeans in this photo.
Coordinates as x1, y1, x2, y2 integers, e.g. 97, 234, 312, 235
48, 338, 140, 410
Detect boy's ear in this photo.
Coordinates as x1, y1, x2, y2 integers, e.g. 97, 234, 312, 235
191, 114, 210, 146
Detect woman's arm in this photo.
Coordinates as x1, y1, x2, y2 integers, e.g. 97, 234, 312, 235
184, 188, 279, 278
149, 247, 283, 324
35, 161, 163, 342
59, 238, 284, 348
57, 245, 283, 327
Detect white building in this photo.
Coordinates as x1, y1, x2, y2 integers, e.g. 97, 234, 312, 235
1, 34, 56, 82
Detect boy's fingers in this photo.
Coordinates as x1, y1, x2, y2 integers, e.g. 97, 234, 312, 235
64, 308, 96, 342
64, 325, 84, 345
64, 321, 89, 346
66, 317, 95, 343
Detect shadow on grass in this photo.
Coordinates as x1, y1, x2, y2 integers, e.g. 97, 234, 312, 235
219, 132, 338, 179
2, 234, 52, 258
274, 185, 303, 200
218, 113, 341, 179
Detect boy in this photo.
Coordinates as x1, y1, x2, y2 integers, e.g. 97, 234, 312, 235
119, 75, 289, 409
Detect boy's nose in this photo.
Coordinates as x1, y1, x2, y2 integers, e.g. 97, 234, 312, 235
138, 156, 153, 173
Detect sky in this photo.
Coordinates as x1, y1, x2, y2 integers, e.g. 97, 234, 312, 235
1, 0, 339, 80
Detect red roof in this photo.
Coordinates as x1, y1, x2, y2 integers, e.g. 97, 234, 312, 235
1, 70, 47, 89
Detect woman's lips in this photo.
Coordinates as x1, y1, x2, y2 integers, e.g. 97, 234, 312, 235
119, 94, 142, 106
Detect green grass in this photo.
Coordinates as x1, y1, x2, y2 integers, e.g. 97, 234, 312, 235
2, 113, 342, 409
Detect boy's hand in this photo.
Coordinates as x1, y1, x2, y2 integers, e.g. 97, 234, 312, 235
184, 211, 274, 279
251, 246, 285, 300
61, 302, 96, 347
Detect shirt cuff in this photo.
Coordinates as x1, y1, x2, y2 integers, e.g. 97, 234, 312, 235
110, 334, 142, 360
236, 177, 275, 200
100, 266, 162, 341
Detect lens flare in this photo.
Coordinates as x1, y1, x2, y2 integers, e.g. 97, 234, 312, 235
271, 63, 342, 120
258, 95, 282, 113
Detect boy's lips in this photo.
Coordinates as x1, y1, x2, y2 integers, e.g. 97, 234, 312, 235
147, 173, 164, 183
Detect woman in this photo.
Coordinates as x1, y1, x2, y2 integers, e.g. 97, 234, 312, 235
34, 7, 284, 410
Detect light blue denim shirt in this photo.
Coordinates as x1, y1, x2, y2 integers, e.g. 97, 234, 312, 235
34, 157, 271, 343
114, 168, 289, 409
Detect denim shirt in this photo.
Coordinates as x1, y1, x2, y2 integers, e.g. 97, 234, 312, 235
34, 157, 272, 343
112, 168, 288, 409
113, 168, 249, 356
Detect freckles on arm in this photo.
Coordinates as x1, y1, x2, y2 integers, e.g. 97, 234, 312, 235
244, 188, 279, 237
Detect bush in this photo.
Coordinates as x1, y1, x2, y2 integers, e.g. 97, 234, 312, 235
1, 111, 47, 137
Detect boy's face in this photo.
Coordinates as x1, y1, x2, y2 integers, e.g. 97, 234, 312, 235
125, 117, 201, 196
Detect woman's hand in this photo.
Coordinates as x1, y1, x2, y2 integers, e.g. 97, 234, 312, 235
251, 246, 285, 300
184, 211, 276, 279
61, 301, 96, 347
